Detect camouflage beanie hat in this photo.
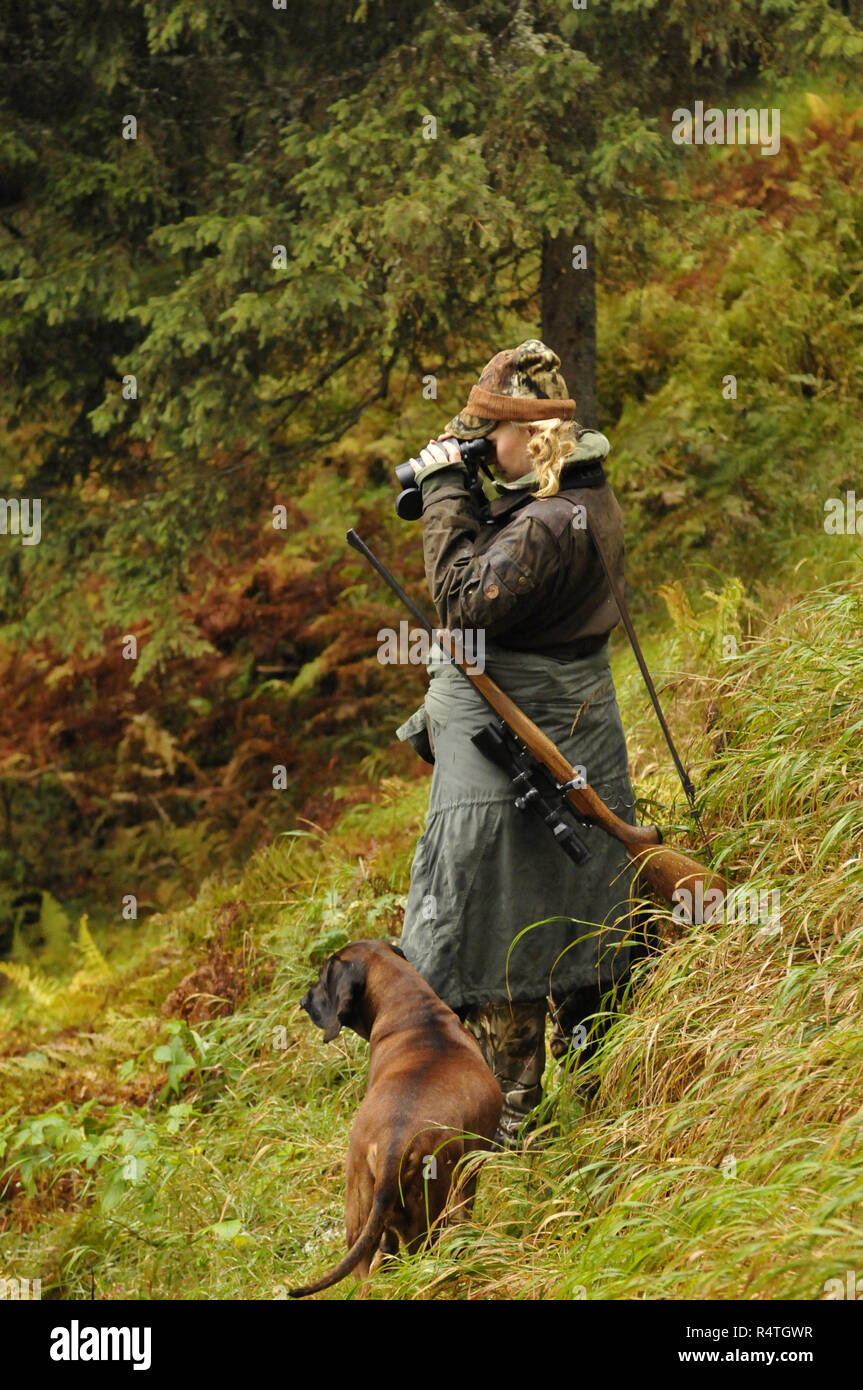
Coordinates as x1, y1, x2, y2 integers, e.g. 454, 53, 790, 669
444, 338, 576, 441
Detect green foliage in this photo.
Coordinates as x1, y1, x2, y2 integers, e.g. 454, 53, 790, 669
600, 90, 863, 591
153, 1020, 201, 1101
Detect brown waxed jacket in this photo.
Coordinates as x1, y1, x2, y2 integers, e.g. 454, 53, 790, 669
420, 453, 626, 661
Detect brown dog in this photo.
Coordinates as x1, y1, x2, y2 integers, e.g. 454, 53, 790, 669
290, 939, 502, 1298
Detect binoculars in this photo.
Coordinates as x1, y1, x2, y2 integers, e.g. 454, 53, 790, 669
394, 438, 496, 520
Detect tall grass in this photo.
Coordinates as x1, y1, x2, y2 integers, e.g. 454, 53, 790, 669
0, 579, 860, 1299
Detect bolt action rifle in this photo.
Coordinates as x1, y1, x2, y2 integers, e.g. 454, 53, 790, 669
346, 529, 728, 923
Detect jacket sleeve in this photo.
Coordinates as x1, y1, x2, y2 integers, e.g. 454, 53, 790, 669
420, 472, 559, 638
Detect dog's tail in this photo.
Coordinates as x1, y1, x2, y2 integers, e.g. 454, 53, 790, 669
288, 1153, 399, 1299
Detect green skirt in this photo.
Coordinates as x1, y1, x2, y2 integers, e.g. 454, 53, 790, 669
397, 640, 638, 1012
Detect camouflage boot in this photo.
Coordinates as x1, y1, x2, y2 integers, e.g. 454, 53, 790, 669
466, 1000, 547, 1149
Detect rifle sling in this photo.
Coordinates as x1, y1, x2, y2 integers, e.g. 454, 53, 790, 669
579, 508, 715, 862
488, 463, 713, 861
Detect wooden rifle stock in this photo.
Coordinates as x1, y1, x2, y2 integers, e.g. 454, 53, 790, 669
346, 528, 728, 920
467, 666, 728, 913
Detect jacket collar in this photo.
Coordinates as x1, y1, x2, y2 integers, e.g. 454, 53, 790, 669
488, 456, 607, 520
493, 429, 610, 488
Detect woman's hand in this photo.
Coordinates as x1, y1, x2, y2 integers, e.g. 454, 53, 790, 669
409, 434, 462, 479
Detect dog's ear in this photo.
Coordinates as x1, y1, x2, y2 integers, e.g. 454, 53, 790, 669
321, 955, 366, 1042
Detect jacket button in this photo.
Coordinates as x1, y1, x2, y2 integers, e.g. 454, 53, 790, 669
484, 583, 499, 599
518, 576, 527, 585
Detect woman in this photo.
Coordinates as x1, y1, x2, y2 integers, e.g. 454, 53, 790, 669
396, 339, 638, 1147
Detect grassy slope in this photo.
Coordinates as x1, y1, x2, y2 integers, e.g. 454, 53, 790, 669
1, 566, 860, 1300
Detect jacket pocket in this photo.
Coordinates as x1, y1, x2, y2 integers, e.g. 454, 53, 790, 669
424, 664, 454, 735
395, 704, 435, 764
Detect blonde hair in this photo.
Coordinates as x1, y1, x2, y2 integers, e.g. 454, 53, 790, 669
510, 417, 579, 498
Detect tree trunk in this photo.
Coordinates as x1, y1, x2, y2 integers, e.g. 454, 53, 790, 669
540, 231, 597, 429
